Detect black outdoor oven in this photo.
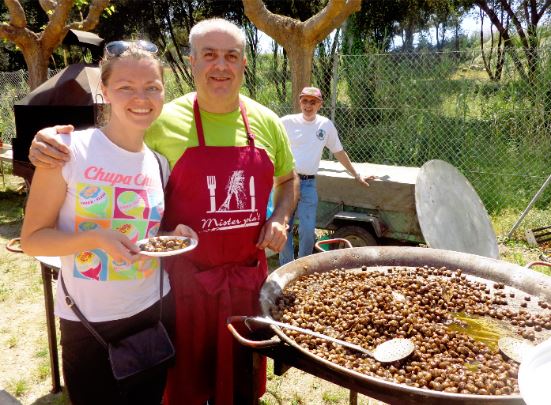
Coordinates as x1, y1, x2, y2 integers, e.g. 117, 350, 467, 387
12, 29, 104, 184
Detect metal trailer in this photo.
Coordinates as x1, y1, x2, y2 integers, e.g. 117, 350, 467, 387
315, 160, 423, 247
314, 159, 499, 259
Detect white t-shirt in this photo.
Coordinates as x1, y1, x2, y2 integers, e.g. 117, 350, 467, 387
280, 114, 343, 175
55, 128, 170, 322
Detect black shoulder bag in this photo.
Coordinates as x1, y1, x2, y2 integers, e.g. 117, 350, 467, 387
60, 151, 175, 387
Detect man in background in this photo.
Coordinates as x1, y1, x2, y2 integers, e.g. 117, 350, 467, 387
279, 86, 371, 265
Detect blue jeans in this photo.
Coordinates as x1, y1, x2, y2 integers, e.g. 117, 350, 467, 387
279, 178, 318, 265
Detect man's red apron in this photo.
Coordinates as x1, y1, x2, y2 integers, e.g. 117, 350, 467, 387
162, 97, 273, 405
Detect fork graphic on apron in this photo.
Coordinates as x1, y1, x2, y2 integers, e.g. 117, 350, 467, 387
207, 176, 216, 213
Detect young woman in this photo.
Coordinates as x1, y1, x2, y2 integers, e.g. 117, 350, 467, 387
21, 40, 196, 405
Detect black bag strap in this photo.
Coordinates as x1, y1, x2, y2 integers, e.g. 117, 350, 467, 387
60, 273, 108, 349
60, 267, 164, 350
151, 149, 166, 321
60, 149, 167, 349
152, 150, 166, 191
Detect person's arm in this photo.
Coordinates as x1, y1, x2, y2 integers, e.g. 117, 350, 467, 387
256, 170, 299, 252
20, 166, 140, 263
333, 150, 372, 187
28, 125, 74, 168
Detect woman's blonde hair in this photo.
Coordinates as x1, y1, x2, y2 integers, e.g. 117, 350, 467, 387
100, 42, 164, 85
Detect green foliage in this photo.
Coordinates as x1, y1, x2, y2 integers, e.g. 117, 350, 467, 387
0, 169, 25, 224
333, 49, 551, 213
163, 69, 193, 102
36, 360, 51, 381
321, 390, 342, 403
0, 77, 28, 142
7, 378, 28, 397
103, 4, 115, 17
1, 42, 550, 213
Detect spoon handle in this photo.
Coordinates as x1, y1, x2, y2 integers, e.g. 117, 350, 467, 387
248, 316, 373, 357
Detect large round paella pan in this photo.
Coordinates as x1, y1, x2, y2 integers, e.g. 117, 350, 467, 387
254, 246, 551, 405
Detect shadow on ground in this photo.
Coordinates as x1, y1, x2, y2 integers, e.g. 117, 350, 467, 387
0, 389, 21, 405
1, 388, 67, 405
31, 392, 67, 405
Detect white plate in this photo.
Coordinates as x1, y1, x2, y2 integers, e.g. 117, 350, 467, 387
137, 236, 198, 257
519, 337, 551, 405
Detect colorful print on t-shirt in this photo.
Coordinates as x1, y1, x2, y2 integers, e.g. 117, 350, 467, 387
116, 189, 148, 219
73, 181, 163, 281
77, 185, 112, 218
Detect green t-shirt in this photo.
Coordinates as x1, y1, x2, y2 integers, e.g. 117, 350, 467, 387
145, 92, 295, 177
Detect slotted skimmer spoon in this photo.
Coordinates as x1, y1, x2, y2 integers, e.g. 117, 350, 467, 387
246, 316, 415, 363
498, 336, 535, 363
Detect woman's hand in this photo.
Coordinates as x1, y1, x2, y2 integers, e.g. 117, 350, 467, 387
93, 229, 141, 264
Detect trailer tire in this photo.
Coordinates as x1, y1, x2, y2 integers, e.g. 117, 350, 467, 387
333, 226, 377, 247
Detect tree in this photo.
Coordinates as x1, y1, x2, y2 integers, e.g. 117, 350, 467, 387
472, 0, 550, 83
313, 28, 341, 104
98, 0, 247, 97
479, 5, 508, 81
0, 0, 111, 89
342, 0, 409, 54
243, 0, 362, 111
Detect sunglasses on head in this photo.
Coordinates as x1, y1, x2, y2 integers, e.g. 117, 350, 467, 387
105, 40, 158, 57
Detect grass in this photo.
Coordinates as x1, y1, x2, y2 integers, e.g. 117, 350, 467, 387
7, 379, 29, 398
322, 391, 343, 403
6, 335, 17, 349
1, 169, 550, 404
36, 361, 51, 381
0, 166, 26, 225
492, 207, 551, 238
492, 208, 551, 276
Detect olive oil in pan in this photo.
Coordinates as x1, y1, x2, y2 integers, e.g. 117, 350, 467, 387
448, 312, 518, 352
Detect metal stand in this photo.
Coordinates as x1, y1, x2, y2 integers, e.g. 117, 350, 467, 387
507, 173, 551, 239
39, 261, 62, 393
247, 344, 401, 404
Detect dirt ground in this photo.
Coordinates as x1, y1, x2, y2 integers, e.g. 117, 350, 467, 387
0, 221, 387, 405
1, 218, 549, 404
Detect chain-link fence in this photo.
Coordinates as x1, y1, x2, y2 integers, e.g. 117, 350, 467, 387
242, 48, 551, 213
0, 70, 30, 142
1, 49, 550, 212
0, 69, 61, 143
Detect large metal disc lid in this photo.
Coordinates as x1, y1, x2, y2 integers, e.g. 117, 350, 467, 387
415, 160, 499, 258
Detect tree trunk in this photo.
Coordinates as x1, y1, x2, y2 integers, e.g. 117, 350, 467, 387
244, 23, 259, 99
286, 43, 315, 112
243, 0, 361, 107
474, 0, 549, 85
23, 44, 50, 90
1, 0, 111, 90
454, 22, 459, 53
404, 27, 414, 52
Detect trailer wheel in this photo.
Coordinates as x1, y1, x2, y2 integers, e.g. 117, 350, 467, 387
333, 226, 377, 247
